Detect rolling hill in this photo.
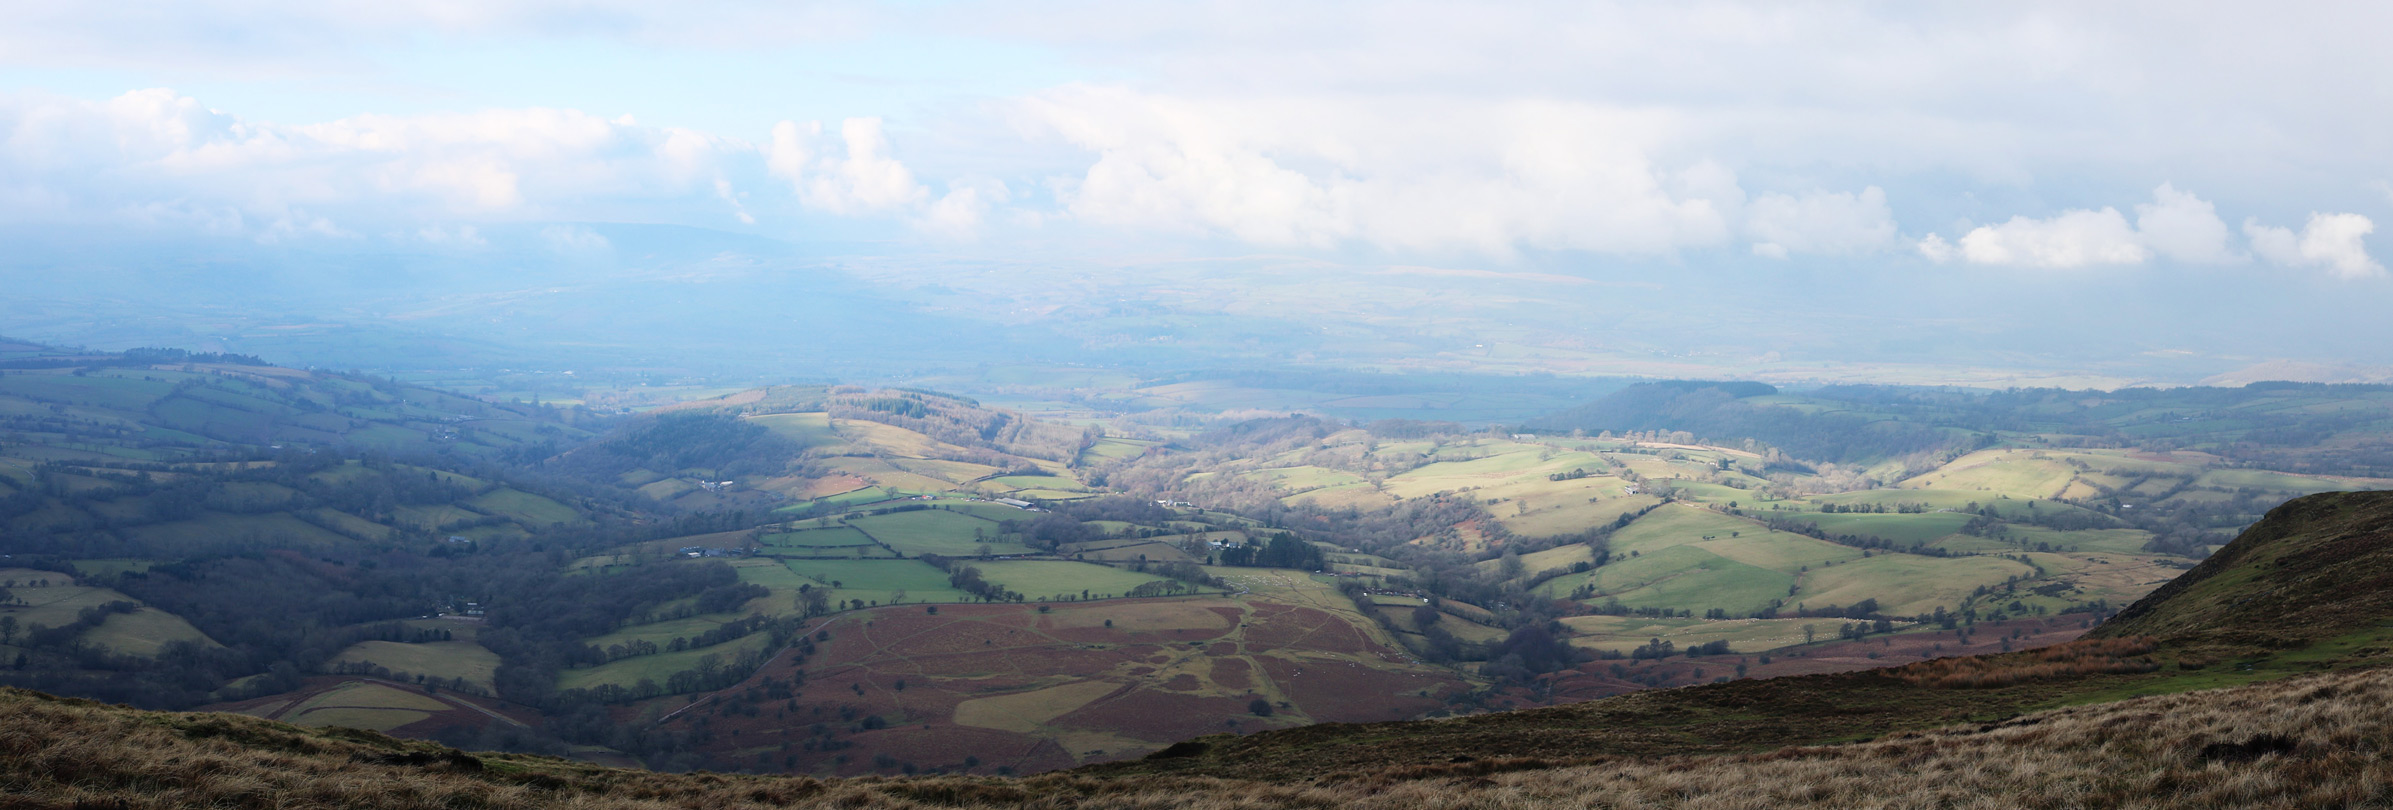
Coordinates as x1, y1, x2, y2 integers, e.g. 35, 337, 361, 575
10, 489, 2393, 806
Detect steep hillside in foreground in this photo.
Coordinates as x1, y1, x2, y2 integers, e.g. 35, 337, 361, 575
6, 664, 2392, 808
9, 492, 2393, 807
2091, 490, 2393, 653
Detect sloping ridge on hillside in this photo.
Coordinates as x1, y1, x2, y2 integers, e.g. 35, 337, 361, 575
2091, 489, 2393, 652
11, 665, 2393, 809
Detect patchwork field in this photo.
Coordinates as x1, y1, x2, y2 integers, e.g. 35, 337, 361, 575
972, 560, 1188, 602
665, 594, 1467, 777
846, 509, 1031, 556
1558, 615, 1827, 654
330, 640, 500, 691
214, 676, 537, 739
785, 559, 969, 607
78, 608, 220, 657
556, 632, 779, 692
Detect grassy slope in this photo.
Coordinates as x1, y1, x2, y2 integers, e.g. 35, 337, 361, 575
9, 659, 2393, 808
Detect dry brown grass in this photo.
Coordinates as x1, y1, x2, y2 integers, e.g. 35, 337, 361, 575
1890, 635, 2165, 689
10, 665, 2393, 808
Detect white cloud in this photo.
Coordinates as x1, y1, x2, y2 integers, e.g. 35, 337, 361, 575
1916, 233, 1957, 263
763, 116, 932, 217
918, 178, 1011, 239
803, 118, 927, 214
2246, 213, 2383, 279
0, 89, 955, 239
417, 224, 487, 246
713, 178, 754, 224
1744, 186, 1895, 258
766, 120, 817, 186
1923, 185, 2245, 270
539, 224, 612, 253
1952, 208, 2148, 268
2133, 183, 2235, 263
1014, 86, 1732, 257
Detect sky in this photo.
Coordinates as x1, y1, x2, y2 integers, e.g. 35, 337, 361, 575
4, 1, 2392, 379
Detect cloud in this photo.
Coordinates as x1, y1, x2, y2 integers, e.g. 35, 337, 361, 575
917, 178, 1011, 239
1921, 184, 2239, 269
1014, 86, 1732, 257
1744, 186, 1895, 258
539, 224, 612, 253
1950, 207, 2148, 268
2246, 213, 2383, 279
417, 224, 487, 246
803, 118, 928, 214
1916, 233, 1957, 263
0, 88, 953, 238
2133, 183, 2235, 263
0, 1, 873, 74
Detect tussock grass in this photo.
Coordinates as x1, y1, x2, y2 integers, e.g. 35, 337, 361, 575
13, 663, 2393, 807
1893, 636, 2164, 689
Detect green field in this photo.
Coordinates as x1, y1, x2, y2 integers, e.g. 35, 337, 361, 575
330, 640, 500, 691
789, 487, 930, 512
1, 571, 141, 629
1479, 543, 1597, 580
584, 615, 752, 651
1559, 615, 1825, 654
465, 488, 579, 526
846, 509, 1034, 556
390, 504, 485, 532
1899, 451, 2087, 499
760, 526, 881, 551
276, 681, 455, 731
1934, 525, 2155, 554
1789, 554, 2036, 616
68, 559, 156, 577
784, 559, 968, 606
986, 474, 1089, 493
1790, 511, 1974, 545
935, 501, 1045, 522
0, 374, 176, 410
1012, 489, 1095, 501
1249, 466, 1370, 492
1537, 544, 1793, 617
747, 412, 841, 449
1499, 492, 1662, 539
728, 558, 812, 594
78, 607, 219, 657
126, 512, 351, 549
1609, 505, 1863, 570
1080, 437, 1161, 463
302, 508, 394, 540
973, 560, 1187, 601
556, 631, 779, 693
